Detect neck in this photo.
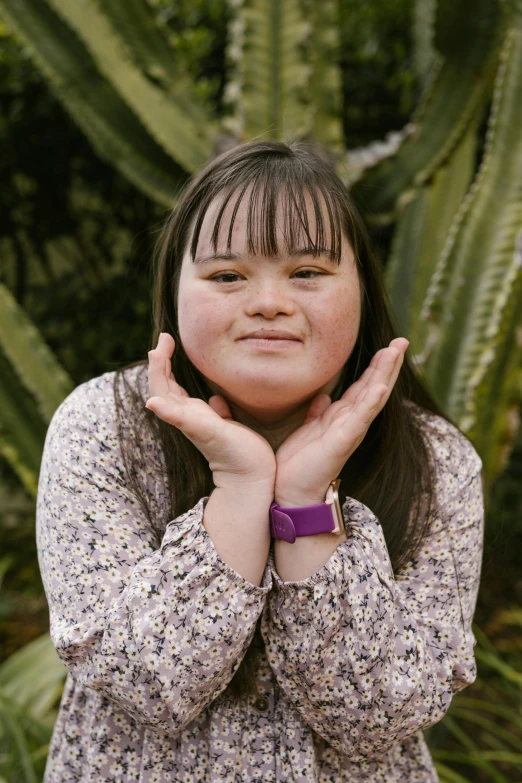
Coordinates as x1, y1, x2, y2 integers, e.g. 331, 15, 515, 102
226, 398, 311, 452
221, 372, 345, 452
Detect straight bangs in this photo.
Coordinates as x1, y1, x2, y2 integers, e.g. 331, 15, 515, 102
187, 159, 346, 265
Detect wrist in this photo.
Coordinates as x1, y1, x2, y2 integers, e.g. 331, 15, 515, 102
271, 479, 346, 543
273, 492, 328, 508
211, 457, 275, 497
214, 477, 275, 500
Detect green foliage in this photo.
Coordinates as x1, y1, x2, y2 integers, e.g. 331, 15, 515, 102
350, 0, 502, 219
223, 0, 343, 149
0, 635, 66, 782
0, 0, 187, 205
0, 284, 73, 423
385, 113, 479, 339
147, 0, 230, 112
419, 18, 522, 476
44, 0, 215, 171
339, 0, 418, 149
0, 0, 521, 780
426, 621, 522, 782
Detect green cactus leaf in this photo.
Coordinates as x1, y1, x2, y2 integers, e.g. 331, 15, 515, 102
386, 114, 479, 345
302, 0, 344, 151
0, 633, 66, 720
420, 21, 522, 478
412, 0, 441, 84
0, 284, 76, 494
0, 284, 74, 423
89, 0, 211, 125
223, 0, 312, 141
0, 0, 187, 206
352, 0, 502, 221
0, 350, 47, 497
46, 0, 215, 172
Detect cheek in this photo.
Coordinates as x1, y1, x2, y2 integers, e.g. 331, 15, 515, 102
177, 289, 228, 370
311, 288, 361, 361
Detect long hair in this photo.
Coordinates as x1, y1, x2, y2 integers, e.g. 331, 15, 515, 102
114, 138, 463, 702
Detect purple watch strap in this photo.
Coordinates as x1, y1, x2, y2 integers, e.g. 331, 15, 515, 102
270, 502, 335, 543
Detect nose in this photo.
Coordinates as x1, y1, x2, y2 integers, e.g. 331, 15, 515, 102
244, 279, 296, 318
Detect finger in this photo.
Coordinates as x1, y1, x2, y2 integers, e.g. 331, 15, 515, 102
328, 383, 387, 461
339, 349, 393, 406
208, 395, 234, 419
148, 333, 188, 400
356, 349, 402, 408
147, 349, 170, 398
144, 392, 198, 433
145, 395, 180, 420
377, 346, 406, 405
303, 394, 331, 424
343, 341, 407, 405
351, 382, 388, 428
355, 347, 405, 421
390, 337, 410, 352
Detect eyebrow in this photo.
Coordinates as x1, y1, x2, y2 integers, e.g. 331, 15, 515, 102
192, 247, 336, 265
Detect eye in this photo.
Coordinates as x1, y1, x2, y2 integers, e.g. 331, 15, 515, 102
208, 272, 243, 283
293, 269, 326, 279
208, 268, 327, 283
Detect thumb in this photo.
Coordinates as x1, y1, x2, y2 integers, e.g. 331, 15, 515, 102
304, 393, 331, 424
208, 395, 234, 419
145, 396, 180, 422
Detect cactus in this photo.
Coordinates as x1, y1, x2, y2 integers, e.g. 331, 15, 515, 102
0, 0, 189, 206
223, 0, 343, 150
0, 284, 74, 495
412, 0, 441, 85
418, 16, 522, 475
350, 0, 502, 220
0, 0, 520, 488
385, 114, 480, 340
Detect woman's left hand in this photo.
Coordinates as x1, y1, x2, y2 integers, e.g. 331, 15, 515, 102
273, 338, 409, 507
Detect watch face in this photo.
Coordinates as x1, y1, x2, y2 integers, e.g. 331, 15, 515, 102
329, 479, 345, 535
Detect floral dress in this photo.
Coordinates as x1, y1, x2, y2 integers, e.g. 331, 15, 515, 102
36, 364, 484, 782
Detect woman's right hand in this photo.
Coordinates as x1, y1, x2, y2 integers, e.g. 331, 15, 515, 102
146, 333, 277, 495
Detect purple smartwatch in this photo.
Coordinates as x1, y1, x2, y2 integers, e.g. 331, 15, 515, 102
270, 479, 345, 543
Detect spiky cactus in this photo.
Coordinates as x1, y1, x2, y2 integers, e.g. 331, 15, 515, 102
0, 0, 520, 492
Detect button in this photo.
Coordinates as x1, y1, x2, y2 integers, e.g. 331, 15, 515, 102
253, 696, 269, 712
271, 508, 296, 543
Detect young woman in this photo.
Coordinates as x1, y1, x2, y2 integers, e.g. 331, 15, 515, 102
37, 139, 484, 782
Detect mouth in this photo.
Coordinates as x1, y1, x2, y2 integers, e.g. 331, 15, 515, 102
239, 337, 302, 350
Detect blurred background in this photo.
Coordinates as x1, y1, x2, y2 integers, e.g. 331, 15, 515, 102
0, 0, 521, 780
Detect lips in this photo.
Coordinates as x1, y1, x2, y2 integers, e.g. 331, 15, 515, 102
239, 330, 302, 341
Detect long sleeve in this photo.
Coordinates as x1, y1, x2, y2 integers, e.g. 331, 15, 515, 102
260, 418, 484, 762
36, 371, 272, 736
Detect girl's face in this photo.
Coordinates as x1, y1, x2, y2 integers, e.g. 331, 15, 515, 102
177, 188, 362, 420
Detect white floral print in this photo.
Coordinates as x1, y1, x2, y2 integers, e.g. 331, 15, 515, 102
36, 364, 484, 782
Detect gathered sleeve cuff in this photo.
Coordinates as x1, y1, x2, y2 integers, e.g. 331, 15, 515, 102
37, 374, 272, 736
261, 444, 483, 761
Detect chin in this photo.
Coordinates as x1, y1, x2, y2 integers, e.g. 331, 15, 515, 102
213, 375, 322, 411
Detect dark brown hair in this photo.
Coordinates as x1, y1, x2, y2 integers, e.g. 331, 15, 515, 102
114, 139, 468, 703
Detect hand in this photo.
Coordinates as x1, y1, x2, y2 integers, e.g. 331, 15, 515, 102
273, 338, 409, 507
146, 333, 276, 494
